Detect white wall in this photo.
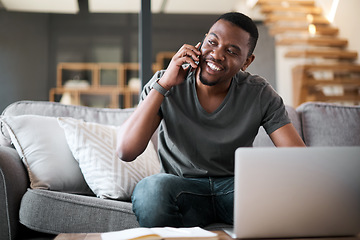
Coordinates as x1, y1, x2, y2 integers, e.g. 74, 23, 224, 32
275, 0, 360, 107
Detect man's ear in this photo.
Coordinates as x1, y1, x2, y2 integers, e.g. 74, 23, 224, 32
241, 54, 255, 71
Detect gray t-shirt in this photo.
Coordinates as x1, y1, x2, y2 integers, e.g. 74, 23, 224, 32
141, 70, 290, 177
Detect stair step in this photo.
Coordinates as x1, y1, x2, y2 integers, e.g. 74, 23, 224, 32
306, 78, 360, 86
269, 26, 339, 36
261, 5, 322, 14
257, 0, 315, 6
277, 37, 348, 47
311, 93, 360, 102
293, 63, 360, 72
285, 49, 358, 60
265, 14, 329, 24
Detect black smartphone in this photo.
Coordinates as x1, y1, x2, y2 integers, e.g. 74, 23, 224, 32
188, 34, 206, 72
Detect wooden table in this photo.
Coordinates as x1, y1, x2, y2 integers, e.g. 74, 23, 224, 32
54, 231, 360, 240
54, 230, 233, 240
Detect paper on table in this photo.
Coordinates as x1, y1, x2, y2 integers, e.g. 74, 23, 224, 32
101, 227, 218, 240
101, 228, 159, 240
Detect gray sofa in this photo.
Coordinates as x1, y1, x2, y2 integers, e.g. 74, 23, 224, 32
1, 101, 359, 240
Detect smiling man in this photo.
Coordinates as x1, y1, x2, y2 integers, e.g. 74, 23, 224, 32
117, 12, 305, 227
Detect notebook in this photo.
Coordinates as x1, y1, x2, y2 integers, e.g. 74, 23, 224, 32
226, 147, 360, 239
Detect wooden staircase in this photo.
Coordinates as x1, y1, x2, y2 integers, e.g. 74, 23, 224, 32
256, 0, 360, 106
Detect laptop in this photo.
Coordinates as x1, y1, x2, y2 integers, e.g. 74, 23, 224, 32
226, 147, 360, 239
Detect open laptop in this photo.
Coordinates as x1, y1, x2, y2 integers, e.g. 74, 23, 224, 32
225, 147, 360, 239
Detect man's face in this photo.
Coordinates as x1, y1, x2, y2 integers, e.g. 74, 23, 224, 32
197, 19, 254, 86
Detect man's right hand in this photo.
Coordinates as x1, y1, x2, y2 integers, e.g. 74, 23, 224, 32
158, 43, 202, 90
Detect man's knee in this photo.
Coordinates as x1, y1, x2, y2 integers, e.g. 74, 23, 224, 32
131, 173, 183, 227
132, 173, 180, 199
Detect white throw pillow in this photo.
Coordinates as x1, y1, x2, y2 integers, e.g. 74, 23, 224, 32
0, 115, 91, 193
58, 117, 160, 200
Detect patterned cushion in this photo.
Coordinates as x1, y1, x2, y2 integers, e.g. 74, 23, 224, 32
58, 117, 160, 200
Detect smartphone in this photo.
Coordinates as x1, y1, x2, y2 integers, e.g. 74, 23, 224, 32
188, 34, 206, 72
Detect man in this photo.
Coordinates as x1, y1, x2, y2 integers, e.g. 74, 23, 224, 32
117, 12, 305, 227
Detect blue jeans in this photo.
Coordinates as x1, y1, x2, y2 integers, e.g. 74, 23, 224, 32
131, 173, 234, 227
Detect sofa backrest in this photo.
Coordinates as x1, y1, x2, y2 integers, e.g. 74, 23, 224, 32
0, 101, 135, 147
1, 101, 302, 148
297, 102, 360, 146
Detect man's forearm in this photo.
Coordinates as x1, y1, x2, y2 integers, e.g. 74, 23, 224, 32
116, 89, 164, 162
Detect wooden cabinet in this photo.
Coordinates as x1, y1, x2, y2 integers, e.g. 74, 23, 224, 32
49, 59, 168, 108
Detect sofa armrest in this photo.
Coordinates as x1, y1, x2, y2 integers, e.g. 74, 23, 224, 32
0, 146, 29, 240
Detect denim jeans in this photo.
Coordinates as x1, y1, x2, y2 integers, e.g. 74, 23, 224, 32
131, 173, 234, 227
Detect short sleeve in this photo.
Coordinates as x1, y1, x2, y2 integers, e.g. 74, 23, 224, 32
139, 70, 166, 117
260, 84, 291, 134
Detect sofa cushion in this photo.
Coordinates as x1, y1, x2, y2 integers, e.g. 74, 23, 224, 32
297, 102, 360, 146
58, 117, 160, 200
253, 105, 302, 147
0, 115, 91, 194
19, 189, 139, 234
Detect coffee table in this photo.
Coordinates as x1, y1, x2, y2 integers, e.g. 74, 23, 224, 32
54, 230, 232, 240
54, 231, 360, 240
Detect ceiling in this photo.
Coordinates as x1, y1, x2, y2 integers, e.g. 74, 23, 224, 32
1, 0, 79, 14
0, 0, 263, 19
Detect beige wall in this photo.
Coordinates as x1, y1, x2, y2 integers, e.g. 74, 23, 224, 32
317, 0, 360, 64
332, 0, 360, 64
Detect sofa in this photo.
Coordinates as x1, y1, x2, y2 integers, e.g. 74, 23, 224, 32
0, 100, 359, 240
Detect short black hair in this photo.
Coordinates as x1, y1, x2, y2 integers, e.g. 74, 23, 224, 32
216, 12, 259, 56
